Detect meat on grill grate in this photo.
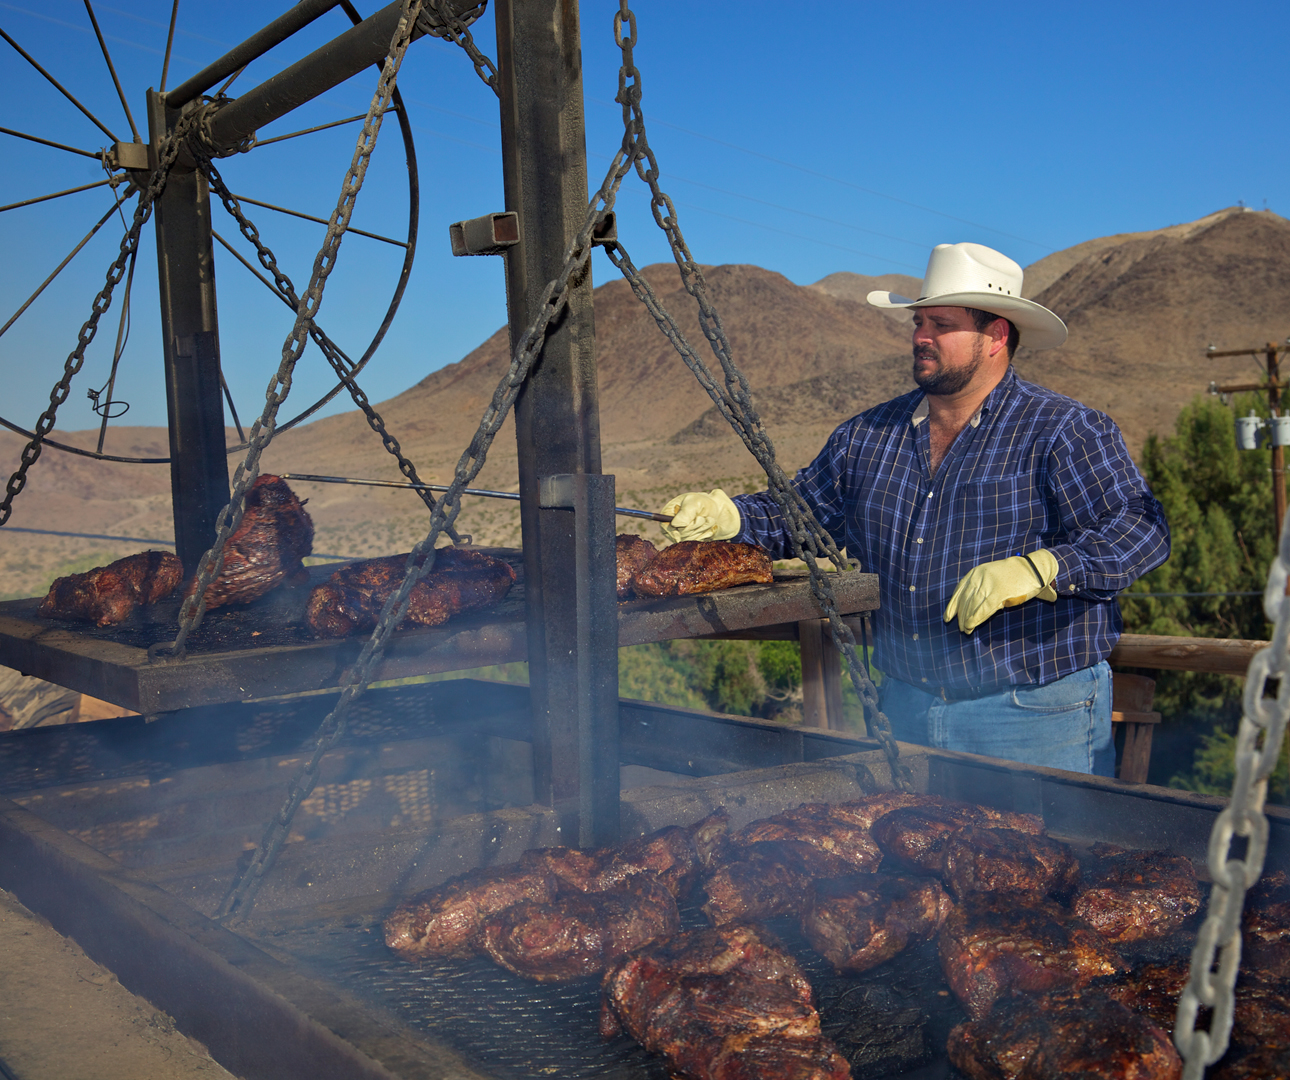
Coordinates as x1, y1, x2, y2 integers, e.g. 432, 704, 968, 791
38, 549, 183, 625
870, 801, 1044, 877
731, 803, 888, 874
615, 534, 657, 599
802, 872, 951, 974
1242, 870, 1290, 980
306, 546, 514, 638
1094, 959, 1190, 1033
1071, 844, 1202, 943
946, 987, 1181, 1080
938, 895, 1127, 1019
630, 540, 773, 597
600, 924, 850, 1080
480, 873, 679, 982
702, 840, 856, 926
1208, 1046, 1290, 1080
185, 475, 314, 610
941, 826, 1081, 902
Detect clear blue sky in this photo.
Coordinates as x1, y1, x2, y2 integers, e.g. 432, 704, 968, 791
2, 0, 1287, 438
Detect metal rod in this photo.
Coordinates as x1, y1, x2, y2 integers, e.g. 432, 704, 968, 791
278, 472, 676, 521
219, 370, 246, 443
159, 0, 179, 92
165, 0, 342, 108
229, 192, 407, 247
216, 64, 249, 98
253, 113, 367, 147
0, 178, 116, 214
0, 190, 131, 339
0, 126, 100, 160
0, 414, 169, 463
1, 27, 120, 143
83, 0, 140, 143
212, 229, 291, 304
95, 245, 138, 453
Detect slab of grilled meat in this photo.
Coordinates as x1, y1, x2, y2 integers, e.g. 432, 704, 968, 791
939, 895, 1127, 1019
946, 988, 1181, 1080
731, 803, 889, 874
1071, 844, 1202, 942
616, 534, 657, 599
801, 873, 952, 973
480, 873, 679, 982
601, 924, 850, 1080
1208, 1046, 1290, 1080
38, 549, 183, 625
703, 840, 858, 926
1094, 959, 1190, 1033
871, 801, 1044, 877
306, 546, 514, 637
630, 540, 773, 597
184, 474, 313, 611
1242, 870, 1290, 980
942, 826, 1081, 902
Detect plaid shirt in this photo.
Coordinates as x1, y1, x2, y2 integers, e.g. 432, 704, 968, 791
733, 368, 1170, 692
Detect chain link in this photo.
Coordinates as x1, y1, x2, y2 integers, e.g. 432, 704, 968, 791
151, 0, 425, 662
1175, 511, 1290, 1076
0, 124, 189, 528
419, 0, 498, 95
606, 0, 912, 791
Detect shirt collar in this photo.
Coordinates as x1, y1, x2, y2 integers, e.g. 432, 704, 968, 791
910, 366, 1017, 428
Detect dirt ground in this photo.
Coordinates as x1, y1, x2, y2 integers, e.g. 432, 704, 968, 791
0, 888, 236, 1080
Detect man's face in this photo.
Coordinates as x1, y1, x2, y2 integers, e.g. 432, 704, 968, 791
910, 306, 991, 396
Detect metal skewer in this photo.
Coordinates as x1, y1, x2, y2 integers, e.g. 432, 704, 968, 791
279, 472, 675, 522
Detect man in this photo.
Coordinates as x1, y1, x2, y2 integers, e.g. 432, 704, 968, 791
659, 242, 1170, 776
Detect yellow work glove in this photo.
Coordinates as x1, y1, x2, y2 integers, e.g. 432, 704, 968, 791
659, 489, 742, 543
943, 550, 1059, 634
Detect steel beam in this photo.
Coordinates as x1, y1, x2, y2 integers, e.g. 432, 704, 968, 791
495, 0, 619, 846
147, 91, 230, 576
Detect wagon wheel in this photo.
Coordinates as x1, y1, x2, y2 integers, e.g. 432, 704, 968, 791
0, 0, 419, 466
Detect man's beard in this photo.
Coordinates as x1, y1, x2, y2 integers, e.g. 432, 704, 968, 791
912, 338, 985, 395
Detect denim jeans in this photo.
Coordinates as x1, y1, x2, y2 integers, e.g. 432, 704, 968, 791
878, 661, 1115, 777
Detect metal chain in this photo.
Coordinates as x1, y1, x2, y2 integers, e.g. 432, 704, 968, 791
0, 125, 189, 528
606, 1, 912, 791
1175, 511, 1290, 1077
419, 0, 498, 95
199, 157, 464, 541
151, 0, 425, 661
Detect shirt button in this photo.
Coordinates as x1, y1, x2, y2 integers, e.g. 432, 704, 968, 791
916, 537, 924, 544
926, 492, 933, 499
912, 633, 919, 640
908, 585, 916, 592
921, 677, 929, 683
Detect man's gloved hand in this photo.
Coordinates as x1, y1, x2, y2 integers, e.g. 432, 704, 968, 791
943, 550, 1059, 634
660, 489, 741, 543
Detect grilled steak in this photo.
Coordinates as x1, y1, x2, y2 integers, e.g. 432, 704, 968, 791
732, 803, 887, 874
616, 533, 657, 599
38, 549, 183, 625
1094, 959, 1190, 1032
942, 827, 1081, 902
481, 873, 679, 982
871, 801, 1044, 876
601, 924, 849, 1080
802, 873, 952, 973
938, 895, 1126, 1019
184, 474, 313, 610
1071, 845, 1202, 943
703, 840, 856, 926
946, 988, 1181, 1080
630, 540, 772, 597
384, 864, 556, 960
306, 546, 514, 637
1242, 870, 1290, 979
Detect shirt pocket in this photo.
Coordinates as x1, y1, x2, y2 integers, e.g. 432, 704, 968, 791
949, 476, 1046, 559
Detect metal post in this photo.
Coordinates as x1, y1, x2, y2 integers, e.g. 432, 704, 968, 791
147, 90, 230, 575
495, 0, 619, 845
1269, 343, 1286, 542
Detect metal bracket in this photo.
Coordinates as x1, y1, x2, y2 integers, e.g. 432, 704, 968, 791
449, 212, 520, 256
591, 211, 617, 248
110, 141, 151, 171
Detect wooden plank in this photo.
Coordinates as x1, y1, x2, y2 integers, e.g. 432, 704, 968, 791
799, 619, 828, 729
1110, 634, 1266, 676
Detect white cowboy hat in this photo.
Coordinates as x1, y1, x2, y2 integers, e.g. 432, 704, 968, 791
867, 242, 1067, 350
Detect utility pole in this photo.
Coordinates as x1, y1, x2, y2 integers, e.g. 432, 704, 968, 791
1209, 340, 1290, 541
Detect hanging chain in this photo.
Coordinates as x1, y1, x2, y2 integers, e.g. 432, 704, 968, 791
0, 125, 189, 528
419, 0, 498, 95
151, 0, 425, 661
605, 1, 912, 791
1175, 511, 1290, 1077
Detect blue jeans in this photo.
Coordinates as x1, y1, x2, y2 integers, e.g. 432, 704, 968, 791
878, 662, 1115, 777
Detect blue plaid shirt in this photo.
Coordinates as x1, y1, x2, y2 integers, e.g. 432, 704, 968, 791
733, 368, 1170, 692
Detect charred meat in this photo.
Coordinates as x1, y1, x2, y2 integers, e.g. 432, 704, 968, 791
938, 895, 1126, 1019
183, 475, 313, 611
942, 827, 1081, 902
306, 546, 514, 638
630, 540, 773, 597
1208, 1047, 1290, 1080
38, 550, 182, 625
702, 840, 856, 926
946, 988, 1181, 1080
871, 801, 1044, 877
1242, 870, 1290, 980
731, 803, 887, 874
616, 534, 658, 599
801, 873, 952, 973
1071, 844, 1202, 943
481, 873, 679, 982
1094, 959, 1190, 1033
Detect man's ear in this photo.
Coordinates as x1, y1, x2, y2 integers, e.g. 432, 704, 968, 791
988, 317, 1009, 359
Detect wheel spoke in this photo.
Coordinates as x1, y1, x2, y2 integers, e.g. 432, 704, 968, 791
94, 245, 138, 453
0, 178, 117, 214
254, 114, 367, 147
217, 65, 249, 97
83, 0, 140, 143
0, 26, 120, 144
212, 229, 291, 306
0, 189, 132, 339
159, 0, 179, 92
0, 126, 101, 160
228, 192, 408, 248
220, 370, 246, 443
